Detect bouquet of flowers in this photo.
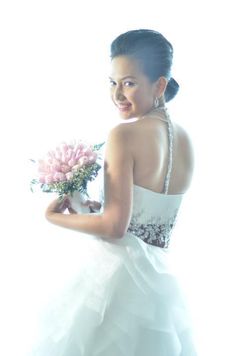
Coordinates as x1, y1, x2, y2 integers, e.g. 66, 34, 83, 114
30, 140, 104, 212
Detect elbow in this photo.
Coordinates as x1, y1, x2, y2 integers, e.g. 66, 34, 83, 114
102, 210, 129, 240
104, 218, 127, 240
110, 228, 126, 239
109, 221, 128, 239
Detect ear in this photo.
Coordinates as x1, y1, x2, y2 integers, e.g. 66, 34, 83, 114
154, 76, 168, 98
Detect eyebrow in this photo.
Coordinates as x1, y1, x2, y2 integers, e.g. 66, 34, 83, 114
109, 76, 137, 81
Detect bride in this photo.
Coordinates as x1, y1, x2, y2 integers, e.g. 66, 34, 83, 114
30, 29, 197, 356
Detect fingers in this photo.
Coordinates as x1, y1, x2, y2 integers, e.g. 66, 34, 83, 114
81, 200, 102, 210
67, 206, 77, 214
81, 199, 93, 207
92, 201, 102, 210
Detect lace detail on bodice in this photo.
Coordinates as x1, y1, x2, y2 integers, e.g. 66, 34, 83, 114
127, 207, 179, 248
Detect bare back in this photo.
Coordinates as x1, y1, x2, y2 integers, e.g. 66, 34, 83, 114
125, 115, 194, 195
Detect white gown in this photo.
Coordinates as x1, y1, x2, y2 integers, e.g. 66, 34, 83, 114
28, 117, 198, 356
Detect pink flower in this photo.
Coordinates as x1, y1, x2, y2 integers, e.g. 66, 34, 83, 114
66, 172, 73, 181
53, 172, 66, 182
51, 160, 61, 172
39, 175, 46, 183
87, 152, 97, 164
75, 151, 83, 160
72, 164, 81, 172
65, 148, 73, 161
31, 140, 103, 196
78, 156, 89, 166
83, 148, 93, 156
56, 153, 62, 161
45, 174, 54, 184
68, 158, 76, 167
60, 164, 71, 173
61, 153, 68, 164
75, 143, 85, 152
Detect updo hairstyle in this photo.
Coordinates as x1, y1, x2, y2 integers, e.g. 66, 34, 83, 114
110, 29, 179, 103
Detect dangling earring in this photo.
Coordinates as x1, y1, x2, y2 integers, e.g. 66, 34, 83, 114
154, 97, 159, 108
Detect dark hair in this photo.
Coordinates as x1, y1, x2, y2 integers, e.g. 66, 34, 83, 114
110, 29, 179, 102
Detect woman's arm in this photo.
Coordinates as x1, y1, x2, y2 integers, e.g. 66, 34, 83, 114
45, 124, 134, 240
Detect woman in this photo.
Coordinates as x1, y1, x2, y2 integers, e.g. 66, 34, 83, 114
34, 29, 197, 355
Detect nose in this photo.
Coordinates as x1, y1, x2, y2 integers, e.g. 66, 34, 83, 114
113, 84, 126, 101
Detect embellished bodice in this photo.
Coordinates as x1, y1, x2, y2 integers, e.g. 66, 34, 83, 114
127, 185, 183, 248
127, 107, 184, 249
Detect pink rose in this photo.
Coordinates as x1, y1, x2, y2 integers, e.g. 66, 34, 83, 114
78, 156, 89, 166
66, 172, 73, 181
51, 160, 61, 172
75, 143, 85, 151
68, 158, 76, 167
60, 164, 71, 173
61, 153, 68, 164
72, 164, 81, 172
75, 151, 83, 160
53, 172, 66, 182
45, 174, 54, 184
65, 148, 73, 161
87, 152, 97, 164
81, 147, 92, 156
39, 175, 46, 183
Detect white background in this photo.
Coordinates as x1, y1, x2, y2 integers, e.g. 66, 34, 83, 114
0, 1, 236, 355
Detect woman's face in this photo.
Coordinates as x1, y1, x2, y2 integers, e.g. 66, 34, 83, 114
109, 55, 160, 120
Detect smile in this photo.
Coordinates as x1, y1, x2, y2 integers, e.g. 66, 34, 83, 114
116, 103, 132, 112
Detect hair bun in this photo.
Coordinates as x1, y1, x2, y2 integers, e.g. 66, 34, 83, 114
164, 77, 179, 102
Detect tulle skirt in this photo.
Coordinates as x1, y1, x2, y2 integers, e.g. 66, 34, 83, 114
26, 228, 197, 356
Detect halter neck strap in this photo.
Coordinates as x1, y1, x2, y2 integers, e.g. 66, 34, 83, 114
163, 112, 173, 194
153, 106, 173, 194
142, 106, 174, 194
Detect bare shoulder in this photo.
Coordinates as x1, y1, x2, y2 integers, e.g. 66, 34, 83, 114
172, 121, 195, 180
107, 122, 132, 138
106, 122, 135, 148
174, 122, 194, 155
105, 123, 134, 161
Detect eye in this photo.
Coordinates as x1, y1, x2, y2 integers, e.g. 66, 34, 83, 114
124, 81, 135, 87
109, 80, 116, 87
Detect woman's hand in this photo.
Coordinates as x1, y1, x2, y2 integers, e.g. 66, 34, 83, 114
45, 196, 71, 219
44, 196, 104, 235
45, 197, 102, 220
66, 199, 102, 214
81, 199, 102, 213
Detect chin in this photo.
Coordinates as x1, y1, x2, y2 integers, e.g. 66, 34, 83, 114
118, 111, 137, 120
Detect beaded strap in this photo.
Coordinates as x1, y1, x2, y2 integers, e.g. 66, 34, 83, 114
157, 107, 173, 195
163, 113, 173, 194
143, 106, 174, 194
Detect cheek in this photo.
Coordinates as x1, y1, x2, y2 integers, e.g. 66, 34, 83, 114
128, 89, 142, 103
132, 90, 151, 107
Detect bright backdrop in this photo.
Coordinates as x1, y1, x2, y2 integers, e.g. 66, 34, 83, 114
0, 1, 235, 355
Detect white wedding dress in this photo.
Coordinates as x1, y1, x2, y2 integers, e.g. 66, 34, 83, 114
28, 117, 197, 356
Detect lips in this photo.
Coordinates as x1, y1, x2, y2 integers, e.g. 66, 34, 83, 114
116, 103, 132, 111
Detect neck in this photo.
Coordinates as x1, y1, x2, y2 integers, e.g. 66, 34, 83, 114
140, 106, 169, 121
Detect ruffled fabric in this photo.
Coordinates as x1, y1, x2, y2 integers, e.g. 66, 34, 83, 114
28, 232, 197, 356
